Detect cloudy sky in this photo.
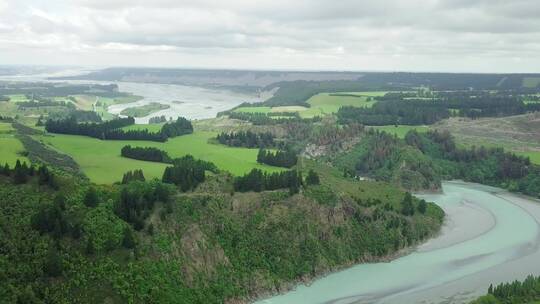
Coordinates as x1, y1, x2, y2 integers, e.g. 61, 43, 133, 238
1, 0, 539, 72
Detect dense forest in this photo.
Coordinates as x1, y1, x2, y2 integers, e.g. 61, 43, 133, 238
216, 131, 274, 148
334, 128, 540, 197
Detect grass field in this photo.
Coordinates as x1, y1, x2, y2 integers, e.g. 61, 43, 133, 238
39, 131, 284, 184
371, 125, 430, 138
121, 123, 165, 133
0, 123, 29, 166
234, 106, 271, 114
6, 94, 30, 103
523, 77, 540, 88
515, 151, 540, 165
233, 91, 386, 118
300, 92, 382, 118
233, 105, 310, 118
272, 106, 308, 113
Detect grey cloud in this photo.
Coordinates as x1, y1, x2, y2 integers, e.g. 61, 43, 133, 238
1, 0, 540, 72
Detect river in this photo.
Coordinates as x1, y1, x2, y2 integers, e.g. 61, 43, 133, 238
256, 181, 540, 304
108, 82, 268, 123
0, 71, 267, 123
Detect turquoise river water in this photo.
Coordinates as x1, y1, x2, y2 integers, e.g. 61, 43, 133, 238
257, 181, 540, 304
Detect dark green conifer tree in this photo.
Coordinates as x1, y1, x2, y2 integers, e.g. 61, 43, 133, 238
401, 192, 415, 216
84, 187, 99, 208
122, 227, 136, 249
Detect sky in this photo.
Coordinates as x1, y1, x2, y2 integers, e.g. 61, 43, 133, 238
1, 0, 540, 73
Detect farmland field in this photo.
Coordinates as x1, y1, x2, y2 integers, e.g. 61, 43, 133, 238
38, 130, 284, 184
523, 77, 540, 88
232, 91, 385, 118
0, 123, 29, 165
6, 94, 30, 103
234, 106, 271, 114
371, 125, 430, 138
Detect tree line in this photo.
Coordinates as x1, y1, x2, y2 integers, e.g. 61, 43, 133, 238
121, 169, 146, 184
149, 115, 167, 124
162, 155, 218, 192
216, 131, 274, 148
257, 148, 298, 168
0, 159, 57, 188
338, 91, 539, 126
121, 145, 171, 163
472, 275, 540, 304
114, 180, 173, 231
228, 111, 321, 125
233, 168, 303, 194
45, 116, 135, 138
337, 100, 450, 125
45, 116, 193, 142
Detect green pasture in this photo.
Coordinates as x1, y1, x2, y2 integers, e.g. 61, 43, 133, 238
232, 91, 386, 118
6, 94, 30, 103
39, 131, 285, 184
234, 106, 271, 114
515, 151, 540, 165
301, 92, 382, 118
523, 77, 540, 88
121, 123, 165, 133
0, 123, 29, 166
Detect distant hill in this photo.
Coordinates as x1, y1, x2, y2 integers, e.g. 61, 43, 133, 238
55, 67, 364, 89
56, 67, 540, 89
55, 68, 540, 107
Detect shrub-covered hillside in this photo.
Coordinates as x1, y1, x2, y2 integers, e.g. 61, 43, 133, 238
0, 159, 443, 303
